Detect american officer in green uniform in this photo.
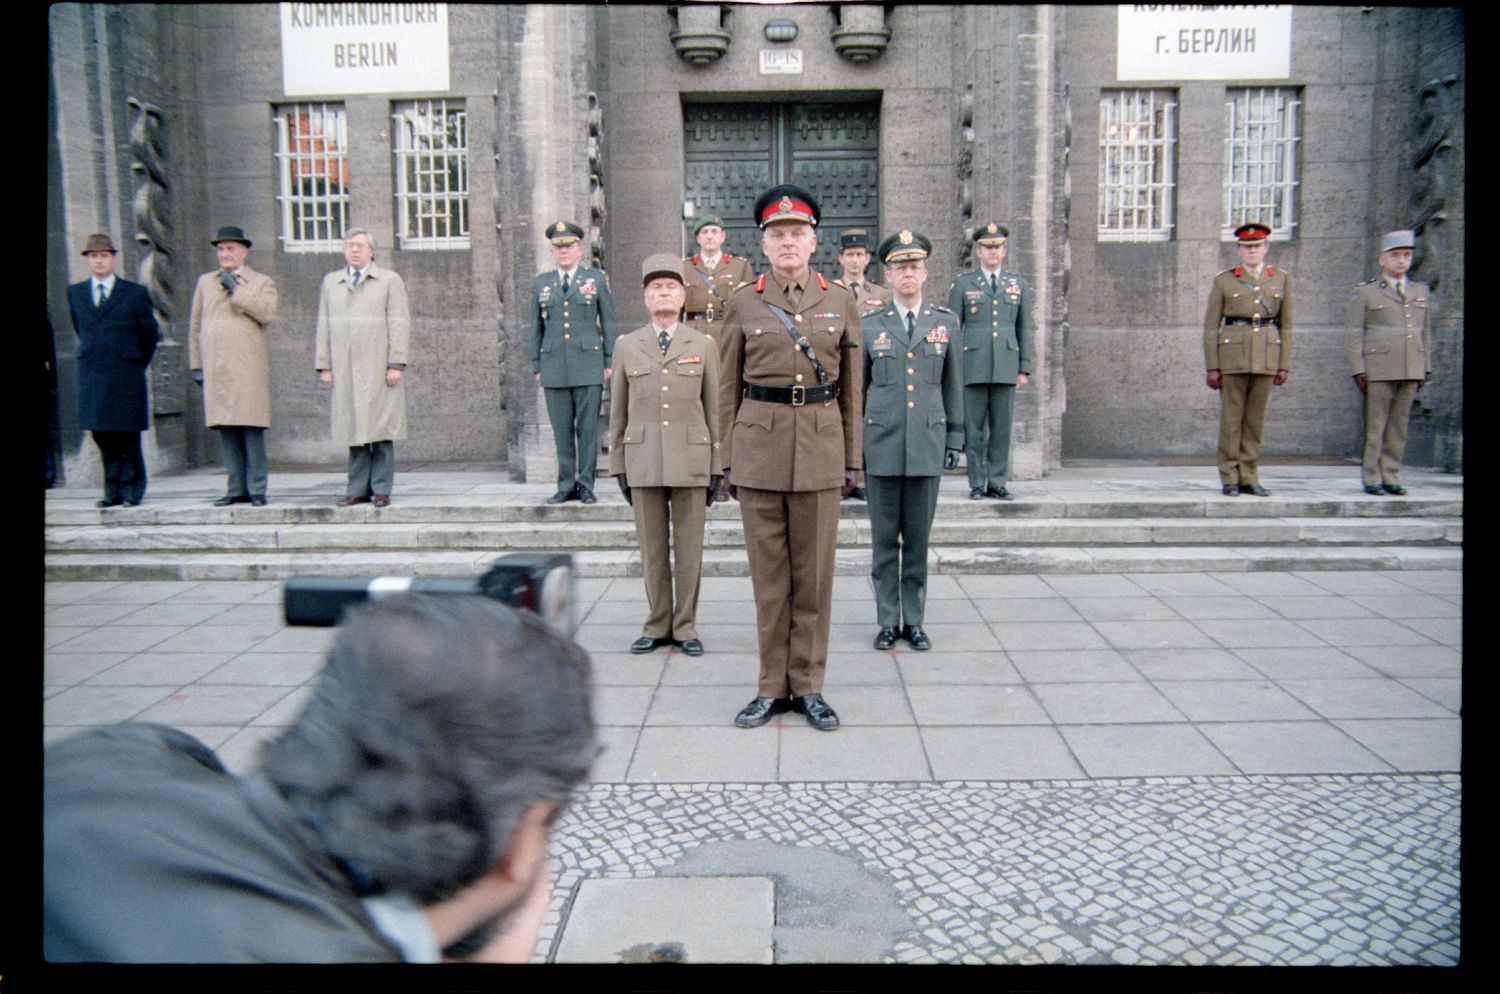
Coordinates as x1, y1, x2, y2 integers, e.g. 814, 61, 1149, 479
947, 223, 1033, 501
719, 184, 862, 732
834, 228, 891, 503
1203, 222, 1292, 496
1345, 229, 1431, 496
682, 214, 755, 348
530, 220, 618, 505
861, 230, 963, 653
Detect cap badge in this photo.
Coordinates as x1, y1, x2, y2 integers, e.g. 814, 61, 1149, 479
779, 197, 793, 212
899, 230, 914, 244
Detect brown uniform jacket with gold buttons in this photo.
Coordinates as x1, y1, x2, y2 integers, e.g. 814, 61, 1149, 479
608, 323, 721, 486
1202, 266, 1293, 374
1344, 277, 1431, 382
682, 254, 755, 343
718, 271, 862, 491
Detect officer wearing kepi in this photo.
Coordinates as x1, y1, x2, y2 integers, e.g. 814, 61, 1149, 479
947, 223, 1034, 501
682, 213, 755, 348
531, 220, 618, 505
719, 184, 862, 732
861, 230, 963, 653
1203, 221, 1292, 496
1345, 229, 1432, 496
834, 227, 891, 503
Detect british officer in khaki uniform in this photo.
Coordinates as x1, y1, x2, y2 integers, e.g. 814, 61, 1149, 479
609, 254, 722, 656
1203, 222, 1293, 496
862, 230, 963, 653
1345, 229, 1432, 496
720, 184, 862, 732
682, 214, 754, 347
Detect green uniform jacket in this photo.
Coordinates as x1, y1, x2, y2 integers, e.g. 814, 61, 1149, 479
861, 301, 964, 477
947, 269, 1033, 385
1345, 277, 1432, 382
530, 267, 618, 388
1202, 266, 1293, 374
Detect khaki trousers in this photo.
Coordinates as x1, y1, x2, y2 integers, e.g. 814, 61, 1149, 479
1216, 373, 1273, 486
1362, 380, 1419, 487
633, 485, 708, 640
737, 486, 842, 698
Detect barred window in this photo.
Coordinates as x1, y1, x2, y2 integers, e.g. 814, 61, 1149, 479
1223, 87, 1301, 239
274, 103, 350, 251
393, 99, 470, 249
1098, 89, 1177, 241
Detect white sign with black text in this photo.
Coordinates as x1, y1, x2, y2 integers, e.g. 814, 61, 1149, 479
281, 2, 450, 97
1117, 5, 1292, 81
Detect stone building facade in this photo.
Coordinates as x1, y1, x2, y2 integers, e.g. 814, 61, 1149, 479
46, 4, 1463, 487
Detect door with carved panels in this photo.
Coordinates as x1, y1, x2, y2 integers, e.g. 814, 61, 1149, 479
684, 101, 880, 278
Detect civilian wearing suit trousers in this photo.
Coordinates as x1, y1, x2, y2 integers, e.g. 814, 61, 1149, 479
609, 254, 721, 655
67, 234, 159, 507
861, 230, 963, 652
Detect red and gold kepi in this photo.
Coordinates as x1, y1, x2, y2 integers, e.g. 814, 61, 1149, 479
753, 184, 820, 228
973, 222, 1008, 247
1233, 222, 1271, 245
546, 219, 585, 245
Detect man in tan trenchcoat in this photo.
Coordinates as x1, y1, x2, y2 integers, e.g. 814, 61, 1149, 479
609, 254, 721, 656
189, 226, 279, 506
1345, 229, 1432, 496
315, 229, 410, 507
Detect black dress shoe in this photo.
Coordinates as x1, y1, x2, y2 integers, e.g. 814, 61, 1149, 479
796, 694, 840, 731
121, 499, 139, 508
679, 638, 704, 656
1242, 483, 1270, 497
846, 487, 867, 501
1221, 484, 1240, 496
969, 486, 986, 500
735, 696, 785, 728
1382, 483, 1407, 496
96, 498, 122, 509
1363, 484, 1383, 496
338, 495, 371, 506
986, 486, 1013, 501
213, 495, 250, 507
546, 488, 577, 505
903, 625, 932, 651
630, 635, 673, 654
578, 486, 597, 504
874, 626, 899, 650
250, 496, 268, 506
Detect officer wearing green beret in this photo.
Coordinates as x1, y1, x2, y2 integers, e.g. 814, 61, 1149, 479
530, 220, 618, 505
1203, 222, 1292, 496
862, 230, 963, 653
682, 214, 755, 348
947, 223, 1033, 500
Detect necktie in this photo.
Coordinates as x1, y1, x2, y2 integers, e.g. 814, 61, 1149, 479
561, 273, 570, 296
990, 274, 998, 295
788, 282, 801, 311
906, 311, 916, 338
1396, 280, 1406, 302
96, 283, 106, 308
659, 329, 670, 356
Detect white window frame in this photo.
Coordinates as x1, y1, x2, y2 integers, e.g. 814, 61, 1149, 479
392, 99, 471, 250
1222, 87, 1301, 240
1098, 89, 1177, 242
273, 103, 350, 253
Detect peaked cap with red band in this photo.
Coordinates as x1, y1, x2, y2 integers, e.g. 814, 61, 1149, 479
1233, 222, 1271, 246
753, 184, 820, 228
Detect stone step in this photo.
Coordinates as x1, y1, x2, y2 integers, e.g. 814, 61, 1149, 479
45, 515, 1462, 553
43, 544, 1462, 581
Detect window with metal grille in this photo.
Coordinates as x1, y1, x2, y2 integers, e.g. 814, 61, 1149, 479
1223, 87, 1301, 239
393, 99, 470, 249
1098, 89, 1177, 242
274, 103, 350, 252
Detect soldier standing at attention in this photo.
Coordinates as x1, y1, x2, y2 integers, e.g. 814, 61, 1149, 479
861, 230, 963, 653
834, 227, 891, 503
682, 214, 754, 348
719, 184, 862, 732
1345, 229, 1431, 496
531, 220, 618, 505
947, 223, 1033, 501
1203, 222, 1292, 497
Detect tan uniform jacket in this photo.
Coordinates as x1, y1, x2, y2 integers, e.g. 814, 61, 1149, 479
608, 323, 721, 487
189, 265, 279, 428
682, 254, 754, 341
1203, 266, 1293, 374
314, 264, 410, 446
718, 272, 863, 491
836, 277, 893, 313
1345, 278, 1432, 381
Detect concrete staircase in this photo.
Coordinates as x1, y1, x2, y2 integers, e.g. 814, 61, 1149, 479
43, 462, 1462, 581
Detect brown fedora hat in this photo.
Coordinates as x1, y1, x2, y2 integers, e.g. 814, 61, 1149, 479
81, 233, 119, 255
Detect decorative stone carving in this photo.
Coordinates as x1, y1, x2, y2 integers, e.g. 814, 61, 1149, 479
1411, 75, 1457, 293
587, 91, 607, 270
830, 4, 891, 64
670, 4, 731, 66
956, 84, 974, 270
127, 97, 173, 322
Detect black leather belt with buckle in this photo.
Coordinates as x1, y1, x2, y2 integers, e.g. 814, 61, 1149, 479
1222, 316, 1278, 327
745, 382, 839, 406
685, 308, 716, 321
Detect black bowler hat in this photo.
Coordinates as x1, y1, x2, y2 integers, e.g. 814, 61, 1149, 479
753, 184, 820, 228
877, 229, 932, 265
545, 220, 585, 245
973, 223, 1008, 247
210, 226, 252, 248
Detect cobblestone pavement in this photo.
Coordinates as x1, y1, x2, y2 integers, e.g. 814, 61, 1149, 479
542, 775, 1460, 966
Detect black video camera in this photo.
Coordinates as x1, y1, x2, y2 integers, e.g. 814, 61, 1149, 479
282, 552, 577, 634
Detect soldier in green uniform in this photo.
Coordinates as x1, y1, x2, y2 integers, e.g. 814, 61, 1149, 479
947, 223, 1033, 501
682, 214, 755, 347
834, 228, 891, 503
1345, 229, 1432, 496
861, 230, 963, 653
530, 220, 618, 505
1203, 222, 1292, 496
719, 184, 862, 732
